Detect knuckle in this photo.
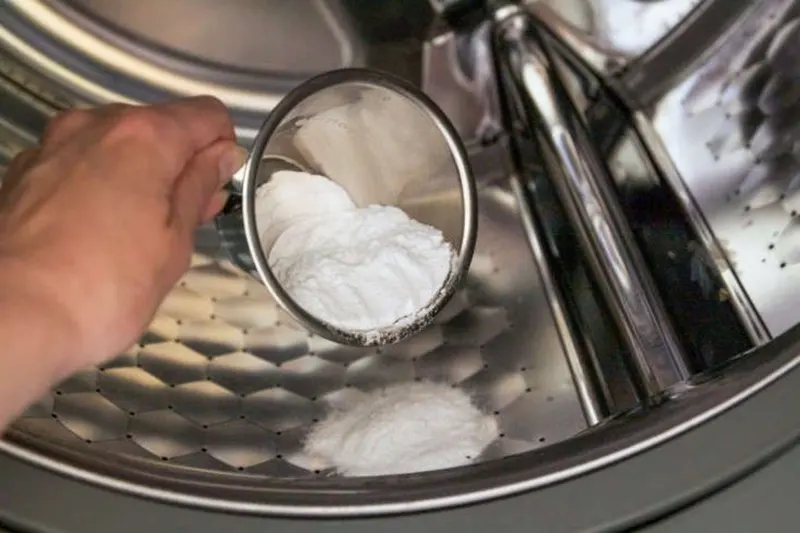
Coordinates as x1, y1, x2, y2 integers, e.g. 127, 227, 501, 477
101, 107, 187, 177
182, 95, 234, 132
42, 108, 91, 143
8, 147, 35, 167
191, 94, 226, 112
105, 107, 164, 143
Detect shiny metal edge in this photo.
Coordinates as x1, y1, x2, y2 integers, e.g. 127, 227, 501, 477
632, 111, 771, 345
509, 174, 603, 425
522, 1, 629, 76
0, 1, 261, 140
619, 0, 756, 108
421, 20, 505, 147
1, 0, 282, 111
496, 9, 691, 394
239, 68, 478, 347
2, 324, 799, 517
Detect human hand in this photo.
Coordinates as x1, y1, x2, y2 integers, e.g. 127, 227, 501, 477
0, 97, 245, 373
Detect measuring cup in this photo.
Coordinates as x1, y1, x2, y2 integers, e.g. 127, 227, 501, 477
215, 68, 477, 346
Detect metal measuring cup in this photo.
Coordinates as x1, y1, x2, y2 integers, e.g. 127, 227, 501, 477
215, 68, 477, 346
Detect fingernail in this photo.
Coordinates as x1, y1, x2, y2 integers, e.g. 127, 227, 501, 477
214, 188, 230, 205
201, 188, 232, 223
219, 145, 249, 179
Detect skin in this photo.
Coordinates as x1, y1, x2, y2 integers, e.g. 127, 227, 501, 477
0, 97, 247, 430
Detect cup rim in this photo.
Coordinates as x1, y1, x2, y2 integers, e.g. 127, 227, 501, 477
241, 67, 478, 346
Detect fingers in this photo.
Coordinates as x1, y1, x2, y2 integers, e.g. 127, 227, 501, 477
152, 95, 236, 151
41, 98, 235, 177
202, 189, 231, 223
39, 105, 133, 158
35, 98, 241, 227
1, 148, 41, 190
170, 141, 246, 236
5, 147, 40, 177
40, 108, 94, 150
94, 97, 237, 182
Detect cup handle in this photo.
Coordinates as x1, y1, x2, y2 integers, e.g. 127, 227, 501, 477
228, 163, 247, 193
219, 154, 248, 215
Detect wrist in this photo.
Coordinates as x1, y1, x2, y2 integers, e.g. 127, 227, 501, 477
0, 257, 86, 381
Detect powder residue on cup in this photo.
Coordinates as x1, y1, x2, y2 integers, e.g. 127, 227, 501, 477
255, 170, 454, 332
304, 381, 499, 477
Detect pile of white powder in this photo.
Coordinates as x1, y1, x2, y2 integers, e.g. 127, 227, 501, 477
255, 170, 454, 333
250, 95, 490, 477
304, 381, 499, 477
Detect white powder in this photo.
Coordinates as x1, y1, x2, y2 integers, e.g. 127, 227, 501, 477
304, 382, 499, 477
256, 170, 454, 332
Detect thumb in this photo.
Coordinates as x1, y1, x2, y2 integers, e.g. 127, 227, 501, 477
171, 141, 247, 235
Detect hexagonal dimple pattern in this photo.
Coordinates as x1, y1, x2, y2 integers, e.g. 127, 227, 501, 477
97, 367, 168, 413
382, 327, 444, 360
204, 420, 277, 469
169, 381, 240, 426
55, 368, 98, 394
244, 327, 308, 364
213, 296, 279, 330
207, 351, 279, 395
22, 393, 54, 419
308, 336, 371, 366
138, 343, 207, 385
415, 345, 484, 384
441, 307, 509, 346
243, 388, 320, 432
102, 349, 138, 370
53, 393, 127, 443
139, 315, 179, 345
178, 320, 244, 357
12, 182, 588, 478
129, 410, 203, 459
281, 355, 346, 398
159, 286, 215, 322
345, 353, 415, 389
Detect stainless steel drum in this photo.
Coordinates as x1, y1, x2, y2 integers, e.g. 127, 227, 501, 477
1, 0, 799, 521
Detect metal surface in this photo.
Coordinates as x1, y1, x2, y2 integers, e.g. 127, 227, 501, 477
618, 0, 755, 108
0, 0, 432, 141
631, 113, 771, 347
522, 1, 628, 76
532, 0, 702, 56
0, 3, 597, 511
511, 175, 605, 425
495, 7, 691, 395
7, 169, 589, 483
422, 19, 505, 148
420, 4, 638, 419
516, 0, 704, 80
217, 68, 478, 346
649, 0, 800, 339
600, 122, 757, 368
4, 302, 800, 520
3, 0, 800, 522
58, 0, 358, 75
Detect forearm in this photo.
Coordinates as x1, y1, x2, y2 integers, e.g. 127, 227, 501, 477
0, 98, 238, 432
0, 285, 80, 431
